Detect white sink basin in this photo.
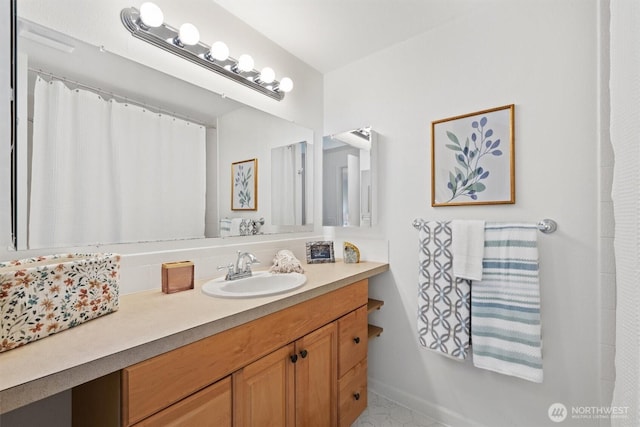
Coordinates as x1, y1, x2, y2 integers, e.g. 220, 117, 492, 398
202, 271, 307, 298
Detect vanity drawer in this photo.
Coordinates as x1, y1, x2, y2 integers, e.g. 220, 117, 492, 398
135, 376, 231, 426
338, 305, 368, 377
338, 358, 368, 427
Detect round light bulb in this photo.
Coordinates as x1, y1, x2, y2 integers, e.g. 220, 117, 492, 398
178, 23, 200, 46
237, 54, 254, 72
209, 41, 229, 61
259, 67, 275, 84
278, 77, 294, 93
139, 2, 164, 28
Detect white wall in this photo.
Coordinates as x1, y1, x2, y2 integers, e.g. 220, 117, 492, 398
325, 1, 604, 426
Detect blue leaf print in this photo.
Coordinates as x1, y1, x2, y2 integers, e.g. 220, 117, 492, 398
442, 115, 502, 202
446, 131, 460, 144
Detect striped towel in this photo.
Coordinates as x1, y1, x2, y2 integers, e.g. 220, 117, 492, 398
417, 221, 471, 360
471, 223, 543, 382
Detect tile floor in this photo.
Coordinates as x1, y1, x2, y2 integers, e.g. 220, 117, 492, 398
353, 391, 449, 427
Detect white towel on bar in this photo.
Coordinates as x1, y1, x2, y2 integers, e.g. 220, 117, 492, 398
471, 223, 543, 383
452, 220, 485, 281
417, 221, 471, 360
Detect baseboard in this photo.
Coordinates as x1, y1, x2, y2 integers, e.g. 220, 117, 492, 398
368, 377, 487, 427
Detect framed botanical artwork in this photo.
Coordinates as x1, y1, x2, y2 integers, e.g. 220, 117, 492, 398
231, 158, 258, 210
431, 104, 515, 206
305, 241, 335, 264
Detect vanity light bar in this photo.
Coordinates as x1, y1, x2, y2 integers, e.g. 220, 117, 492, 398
120, 5, 293, 101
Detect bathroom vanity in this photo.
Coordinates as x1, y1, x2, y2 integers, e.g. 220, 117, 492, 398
0, 261, 388, 426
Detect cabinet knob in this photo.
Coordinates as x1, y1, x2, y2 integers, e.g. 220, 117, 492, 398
353, 337, 361, 344
300, 349, 308, 358
353, 392, 361, 401
290, 354, 298, 363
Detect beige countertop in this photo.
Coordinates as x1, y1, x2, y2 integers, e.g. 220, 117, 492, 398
0, 261, 388, 414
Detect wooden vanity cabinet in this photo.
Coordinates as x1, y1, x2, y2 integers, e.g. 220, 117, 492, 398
72, 279, 369, 427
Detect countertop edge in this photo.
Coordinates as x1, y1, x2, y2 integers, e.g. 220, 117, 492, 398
0, 262, 389, 414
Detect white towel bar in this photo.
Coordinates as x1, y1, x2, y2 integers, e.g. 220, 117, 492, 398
412, 218, 558, 234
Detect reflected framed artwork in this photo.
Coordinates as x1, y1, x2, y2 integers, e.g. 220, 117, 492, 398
431, 104, 515, 206
231, 158, 258, 210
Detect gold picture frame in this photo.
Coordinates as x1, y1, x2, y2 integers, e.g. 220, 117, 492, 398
431, 104, 515, 206
231, 158, 258, 211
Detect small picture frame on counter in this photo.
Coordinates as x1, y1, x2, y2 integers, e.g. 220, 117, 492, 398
306, 241, 335, 264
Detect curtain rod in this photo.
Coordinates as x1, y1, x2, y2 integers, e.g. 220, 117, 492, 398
28, 67, 209, 128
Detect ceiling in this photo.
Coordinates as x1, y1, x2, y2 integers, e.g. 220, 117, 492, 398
213, 0, 480, 73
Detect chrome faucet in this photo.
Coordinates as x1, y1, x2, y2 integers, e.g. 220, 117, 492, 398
217, 251, 260, 281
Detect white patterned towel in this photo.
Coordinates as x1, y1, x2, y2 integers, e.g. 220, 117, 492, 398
417, 221, 471, 360
471, 223, 543, 382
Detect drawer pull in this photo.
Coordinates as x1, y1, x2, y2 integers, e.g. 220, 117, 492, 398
300, 349, 308, 358
353, 392, 361, 401
290, 354, 298, 363
353, 337, 361, 344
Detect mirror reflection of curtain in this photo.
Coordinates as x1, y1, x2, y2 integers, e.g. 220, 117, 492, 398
271, 144, 297, 225
346, 154, 360, 226
29, 77, 206, 248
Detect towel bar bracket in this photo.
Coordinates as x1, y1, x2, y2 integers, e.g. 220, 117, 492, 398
537, 219, 557, 234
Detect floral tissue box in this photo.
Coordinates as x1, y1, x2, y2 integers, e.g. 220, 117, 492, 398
0, 253, 120, 353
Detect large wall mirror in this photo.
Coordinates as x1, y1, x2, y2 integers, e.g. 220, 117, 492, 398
13, 2, 313, 250
322, 127, 377, 227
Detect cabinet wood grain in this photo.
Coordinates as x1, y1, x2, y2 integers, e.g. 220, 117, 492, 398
233, 344, 296, 427
136, 377, 231, 427
295, 322, 338, 427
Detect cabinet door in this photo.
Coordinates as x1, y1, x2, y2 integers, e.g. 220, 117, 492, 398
233, 343, 296, 427
295, 322, 338, 427
135, 376, 231, 427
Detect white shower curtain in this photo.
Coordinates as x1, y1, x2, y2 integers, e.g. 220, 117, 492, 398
610, 1, 640, 425
271, 144, 297, 225
29, 77, 206, 248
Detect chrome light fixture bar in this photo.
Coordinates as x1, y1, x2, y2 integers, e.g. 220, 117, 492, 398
121, 5, 293, 101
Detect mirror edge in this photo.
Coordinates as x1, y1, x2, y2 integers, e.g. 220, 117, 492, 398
9, 0, 17, 250
321, 127, 377, 228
